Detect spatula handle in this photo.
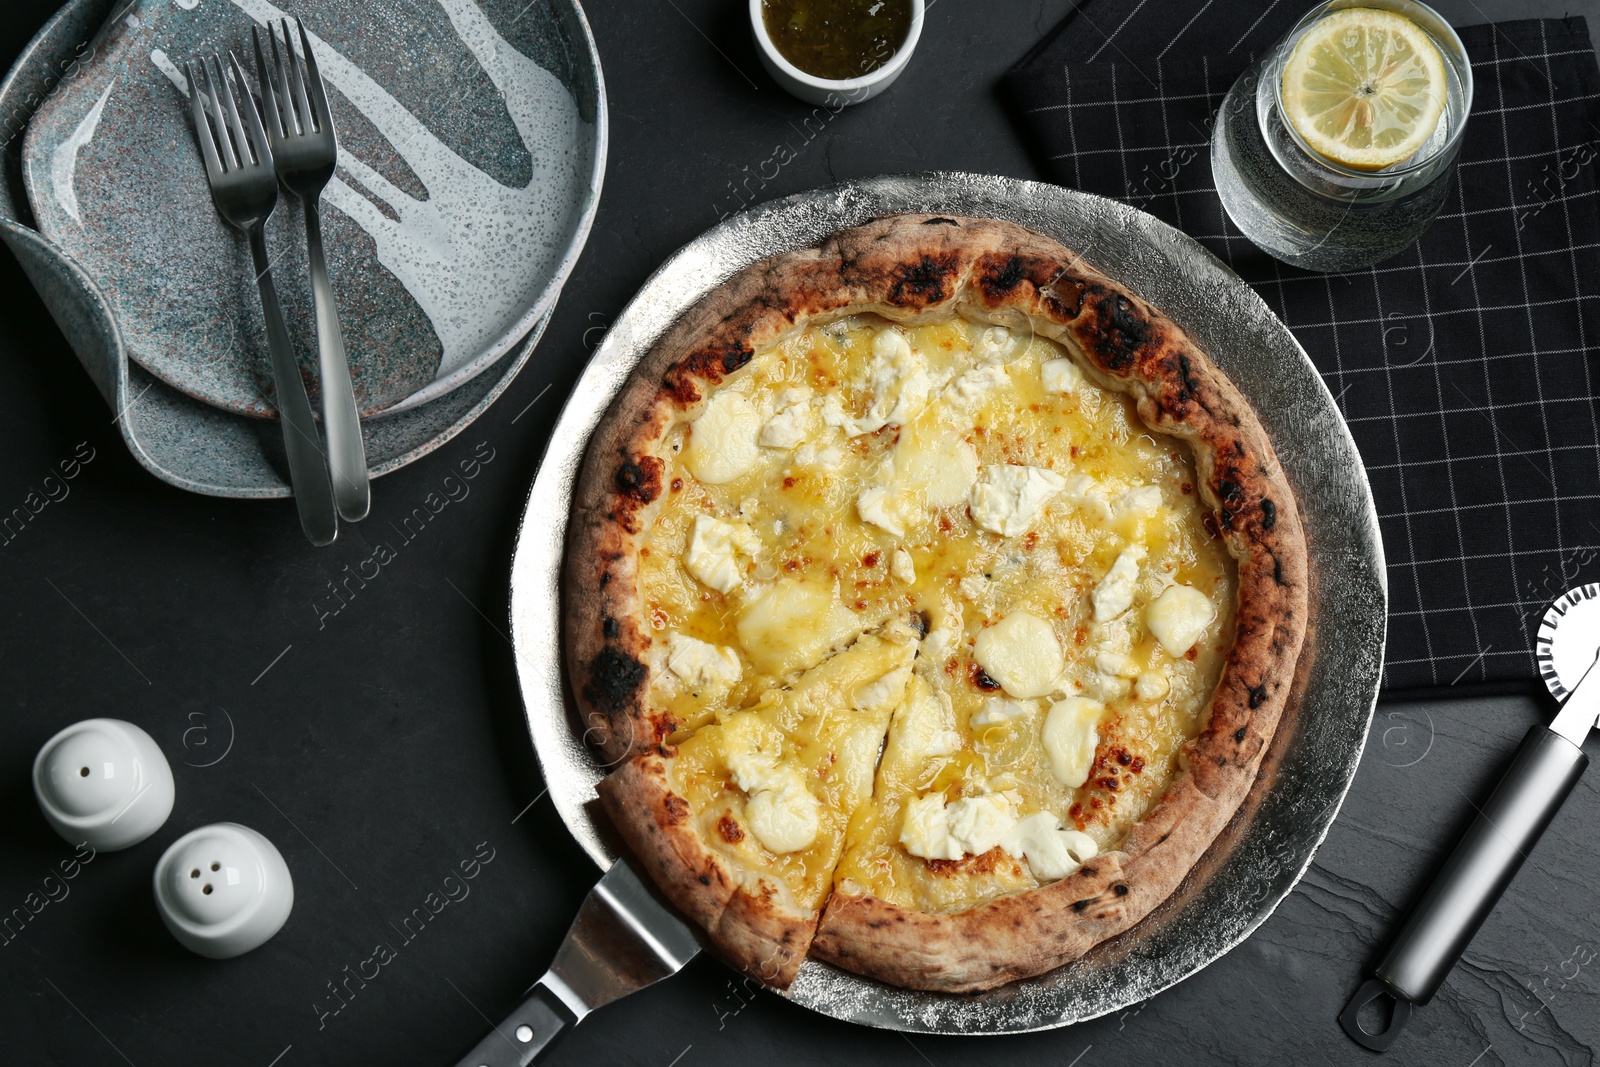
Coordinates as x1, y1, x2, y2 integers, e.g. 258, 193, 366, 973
1340, 725, 1587, 1051
452, 982, 573, 1067
451, 859, 702, 1065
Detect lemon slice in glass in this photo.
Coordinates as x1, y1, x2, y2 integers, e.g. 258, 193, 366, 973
1281, 7, 1447, 170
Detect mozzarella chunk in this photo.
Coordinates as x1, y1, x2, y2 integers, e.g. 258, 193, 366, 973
852, 665, 914, 712
736, 580, 862, 675
900, 792, 1022, 861
920, 626, 955, 664
857, 483, 911, 537
821, 328, 935, 437
973, 611, 1065, 698
1040, 357, 1084, 394
946, 363, 1009, 406
1146, 584, 1217, 656
1092, 546, 1145, 621
899, 794, 1097, 882
891, 548, 916, 583
723, 728, 819, 854
793, 438, 845, 468
724, 741, 781, 795
1042, 696, 1104, 787
896, 683, 963, 760
759, 400, 814, 449
1085, 671, 1132, 702
1091, 619, 1135, 657
893, 415, 980, 508
683, 391, 762, 484
873, 326, 911, 361
970, 464, 1068, 537
945, 794, 1017, 855
745, 773, 820, 853
1006, 812, 1099, 881
856, 419, 982, 536
819, 393, 869, 437
900, 794, 964, 861
1136, 670, 1170, 701
1117, 484, 1164, 517
683, 514, 762, 593
975, 325, 1018, 364
666, 633, 742, 688
970, 697, 1038, 728
1093, 651, 1141, 679
1063, 473, 1115, 524
882, 383, 936, 433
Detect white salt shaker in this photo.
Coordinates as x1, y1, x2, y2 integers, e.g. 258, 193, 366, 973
153, 823, 294, 959
32, 718, 175, 851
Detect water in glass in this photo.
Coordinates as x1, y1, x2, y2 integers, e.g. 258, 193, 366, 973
1211, 0, 1473, 272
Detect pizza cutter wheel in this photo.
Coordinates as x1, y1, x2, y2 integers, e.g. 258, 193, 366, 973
1339, 584, 1600, 1051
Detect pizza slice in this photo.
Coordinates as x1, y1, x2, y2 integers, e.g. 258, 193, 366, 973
597, 617, 920, 986
816, 592, 1226, 989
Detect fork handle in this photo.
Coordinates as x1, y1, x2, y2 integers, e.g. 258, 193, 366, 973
304, 201, 370, 522
250, 227, 338, 546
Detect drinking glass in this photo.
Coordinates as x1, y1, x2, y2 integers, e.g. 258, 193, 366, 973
1210, 0, 1473, 272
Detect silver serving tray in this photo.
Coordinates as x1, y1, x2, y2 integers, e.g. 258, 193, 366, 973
507, 172, 1387, 1034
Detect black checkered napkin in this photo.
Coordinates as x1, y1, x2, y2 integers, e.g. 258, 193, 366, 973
1004, 2, 1600, 692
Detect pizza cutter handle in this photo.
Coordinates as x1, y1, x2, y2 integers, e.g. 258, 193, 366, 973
1340, 725, 1588, 1052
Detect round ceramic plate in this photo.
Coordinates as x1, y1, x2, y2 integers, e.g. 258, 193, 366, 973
21, 0, 604, 421
507, 173, 1388, 1033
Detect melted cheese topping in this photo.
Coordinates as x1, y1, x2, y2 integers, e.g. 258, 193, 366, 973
666, 628, 916, 898
637, 314, 1236, 913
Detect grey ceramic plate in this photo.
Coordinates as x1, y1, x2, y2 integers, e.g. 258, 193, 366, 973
20, 0, 604, 421
508, 173, 1388, 1033
0, 0, 603, 497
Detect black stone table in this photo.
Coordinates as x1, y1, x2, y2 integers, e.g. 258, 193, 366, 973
2, 2, 1597, 1064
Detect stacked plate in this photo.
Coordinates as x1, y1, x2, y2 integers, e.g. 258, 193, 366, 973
0, 0, 606, 497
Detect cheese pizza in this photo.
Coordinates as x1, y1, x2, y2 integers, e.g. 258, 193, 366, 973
565, 214, 1307, 992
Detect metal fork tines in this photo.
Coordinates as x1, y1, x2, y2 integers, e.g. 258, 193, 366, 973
254, 18, 369, 523
186, 53, 337, 546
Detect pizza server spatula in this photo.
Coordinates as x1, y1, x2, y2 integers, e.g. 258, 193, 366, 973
452, 858, 701, 1066
1339, 583, 1600, 1051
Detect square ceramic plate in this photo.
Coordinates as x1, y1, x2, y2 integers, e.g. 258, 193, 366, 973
21, 0, 604, 420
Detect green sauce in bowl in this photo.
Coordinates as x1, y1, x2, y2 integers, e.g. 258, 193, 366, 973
761, 0, 913, 81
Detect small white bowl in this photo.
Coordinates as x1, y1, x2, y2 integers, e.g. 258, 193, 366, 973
750, 0, 925, 107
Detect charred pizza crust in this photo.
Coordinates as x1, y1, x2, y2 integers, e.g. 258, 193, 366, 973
567, 214, 1308, 992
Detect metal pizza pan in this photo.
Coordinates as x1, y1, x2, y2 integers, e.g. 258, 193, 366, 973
507, 171, 1387, 1034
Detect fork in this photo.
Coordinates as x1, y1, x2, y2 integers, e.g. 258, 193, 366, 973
186, 53, 338, 546
254, 19, 369, 523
